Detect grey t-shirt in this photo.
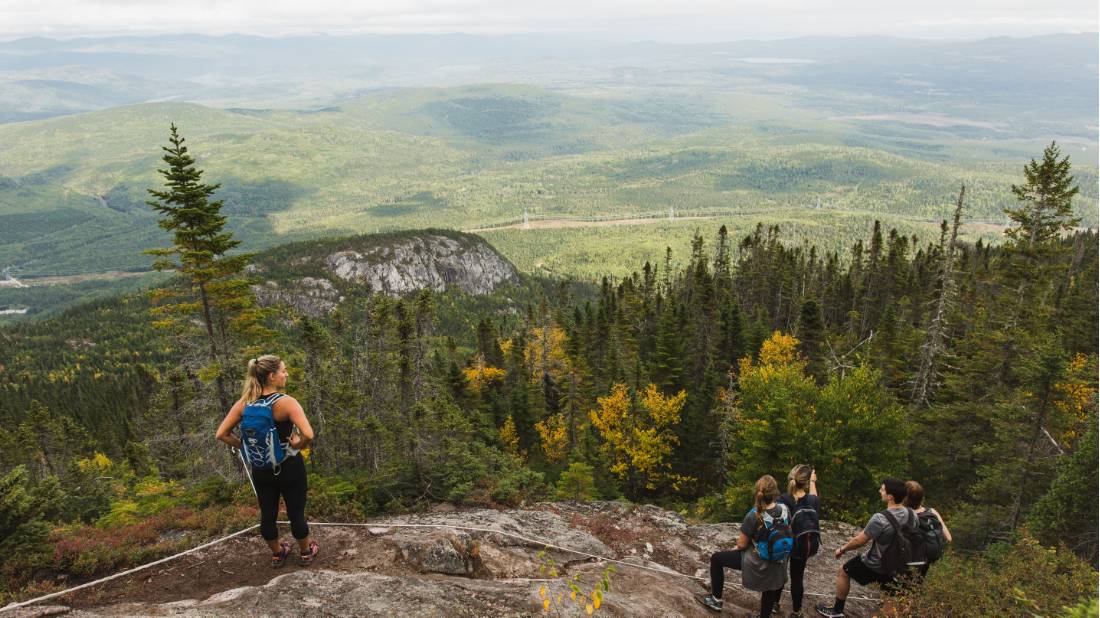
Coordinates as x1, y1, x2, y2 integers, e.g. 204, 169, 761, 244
862, 506, 915, 573
738, 504, 790, 591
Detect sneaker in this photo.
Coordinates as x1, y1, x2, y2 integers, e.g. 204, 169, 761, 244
297, 540, 319, 566
815, 604, 844, 618
271, 542, 290, 568
695, 594, 723, 613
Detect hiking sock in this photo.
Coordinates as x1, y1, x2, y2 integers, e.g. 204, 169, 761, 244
833, 598, 845, 613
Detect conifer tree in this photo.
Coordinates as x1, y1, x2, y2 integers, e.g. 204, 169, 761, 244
1007, 142, 1081, 249
796, 298, 826, 382
146, 124, 267, 410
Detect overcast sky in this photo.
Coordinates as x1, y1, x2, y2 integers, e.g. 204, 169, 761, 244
1, 0, 1097, 42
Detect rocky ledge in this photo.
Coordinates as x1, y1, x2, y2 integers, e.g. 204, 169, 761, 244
11, 502, 885, 618
251, 231, 520, 316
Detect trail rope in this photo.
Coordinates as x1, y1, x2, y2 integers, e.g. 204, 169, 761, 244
1, 520, 879, 613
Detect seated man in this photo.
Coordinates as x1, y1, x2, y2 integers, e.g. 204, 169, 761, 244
816, 477, 914, 618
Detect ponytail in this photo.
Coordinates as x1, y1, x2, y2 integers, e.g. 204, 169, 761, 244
753, 475, 780, 526
241, 354, 282, 403
788, 464, 812, 494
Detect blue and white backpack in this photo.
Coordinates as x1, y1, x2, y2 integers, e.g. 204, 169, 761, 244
239, 393, 296, 473
748, 502, 794, 562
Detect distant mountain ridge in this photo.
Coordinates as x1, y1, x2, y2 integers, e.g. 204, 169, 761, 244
0, 32, 1094, 122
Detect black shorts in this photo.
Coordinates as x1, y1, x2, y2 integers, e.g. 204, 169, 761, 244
843, 555, 896, 587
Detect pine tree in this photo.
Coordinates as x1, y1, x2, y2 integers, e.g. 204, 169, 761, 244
145, 124, 267, 410
796, 298, 826, 382
1007, 142, 1081, 249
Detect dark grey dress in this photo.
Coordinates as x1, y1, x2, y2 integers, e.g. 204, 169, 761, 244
738, 504, 790, 592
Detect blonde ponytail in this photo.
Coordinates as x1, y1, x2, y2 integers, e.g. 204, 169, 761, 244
753, 475, 780, 526
788, 464, 812, 494
241, 354, 282, 403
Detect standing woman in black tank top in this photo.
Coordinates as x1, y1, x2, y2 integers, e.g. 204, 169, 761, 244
216, 354, 319, 567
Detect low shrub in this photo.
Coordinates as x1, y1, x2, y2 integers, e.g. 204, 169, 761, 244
887, 532, 1097, 617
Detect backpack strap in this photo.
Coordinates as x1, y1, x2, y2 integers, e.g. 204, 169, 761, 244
250, 392, 278, 406
261, 392, 285, 406
881, 509, 902, 534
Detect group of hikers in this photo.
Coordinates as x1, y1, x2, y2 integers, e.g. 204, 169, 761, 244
215, 355, 951, 616
697, 470, 951, 617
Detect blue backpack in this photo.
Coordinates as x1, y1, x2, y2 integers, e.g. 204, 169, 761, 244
240, 393, 292, 472
749, 502, 794, 562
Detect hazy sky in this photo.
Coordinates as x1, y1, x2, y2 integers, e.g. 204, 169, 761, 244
1, 0, 1097, 41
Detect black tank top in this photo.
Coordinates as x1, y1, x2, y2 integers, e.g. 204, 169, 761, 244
256, 392, 294, 442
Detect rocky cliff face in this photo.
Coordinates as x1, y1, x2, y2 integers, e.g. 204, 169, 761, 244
251, 231, 520, 316
21, 502, 885, 618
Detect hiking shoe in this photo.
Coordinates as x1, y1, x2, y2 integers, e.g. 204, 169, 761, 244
815, 604, 844, 618
695, 594, 723, 612
297, 540, 319, 566
271, 542, 290, 568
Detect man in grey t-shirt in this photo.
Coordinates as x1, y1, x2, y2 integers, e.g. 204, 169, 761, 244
815, 478, 911, 618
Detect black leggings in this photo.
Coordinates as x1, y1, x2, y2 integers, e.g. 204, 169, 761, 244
252, 454, 309, 541
709, 550, 782, 616
779, 555, 809, 611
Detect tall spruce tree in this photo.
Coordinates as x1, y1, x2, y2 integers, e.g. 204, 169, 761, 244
796, 298, 826, 382
1007, 141, 1081, 249
146, 124, 266, 410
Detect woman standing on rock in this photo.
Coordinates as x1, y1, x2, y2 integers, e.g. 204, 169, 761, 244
699, 475, 791, 617
216, 354, 319, 567
777, 465, 820, 617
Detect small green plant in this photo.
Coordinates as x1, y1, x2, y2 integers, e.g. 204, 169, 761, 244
1061, 597, 1099, 618
555, 462, 599, 501
536, 548, 616, 615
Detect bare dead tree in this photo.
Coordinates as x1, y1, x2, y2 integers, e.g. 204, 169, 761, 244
825, 330, 875, 380
911, 184, 966, 407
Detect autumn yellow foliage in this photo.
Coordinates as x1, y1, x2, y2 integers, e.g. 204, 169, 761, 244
463, 355, 506, 393
535, 413, 570, 462
500, 415, 521, 458
589, 383, 692, 491
524, 325, 570, 384
1052, 353, 1097, 445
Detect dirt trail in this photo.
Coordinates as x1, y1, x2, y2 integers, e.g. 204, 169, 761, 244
63, 527, 379, 610
11, 271, 149, 287
465, 216, 714, 233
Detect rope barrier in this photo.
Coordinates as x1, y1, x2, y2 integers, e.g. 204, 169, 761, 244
0, 525, 260, 613
1, 519, 879, 613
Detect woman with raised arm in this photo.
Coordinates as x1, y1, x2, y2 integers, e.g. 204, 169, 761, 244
216, 354, 319, 567
778, 465, 821, 617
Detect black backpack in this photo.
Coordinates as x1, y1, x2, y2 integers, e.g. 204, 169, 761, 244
880, 508, 927, 577
787, 497, 820, 558
916, 510, 947, 564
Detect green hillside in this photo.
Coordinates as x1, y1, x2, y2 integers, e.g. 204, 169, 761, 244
0, 85, 1095, 288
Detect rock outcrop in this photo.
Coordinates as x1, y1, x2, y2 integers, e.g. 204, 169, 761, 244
19, 502, 886, 618
252, 276, 343, 317
325, 234, 518, 296
250, 231, 520, 316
